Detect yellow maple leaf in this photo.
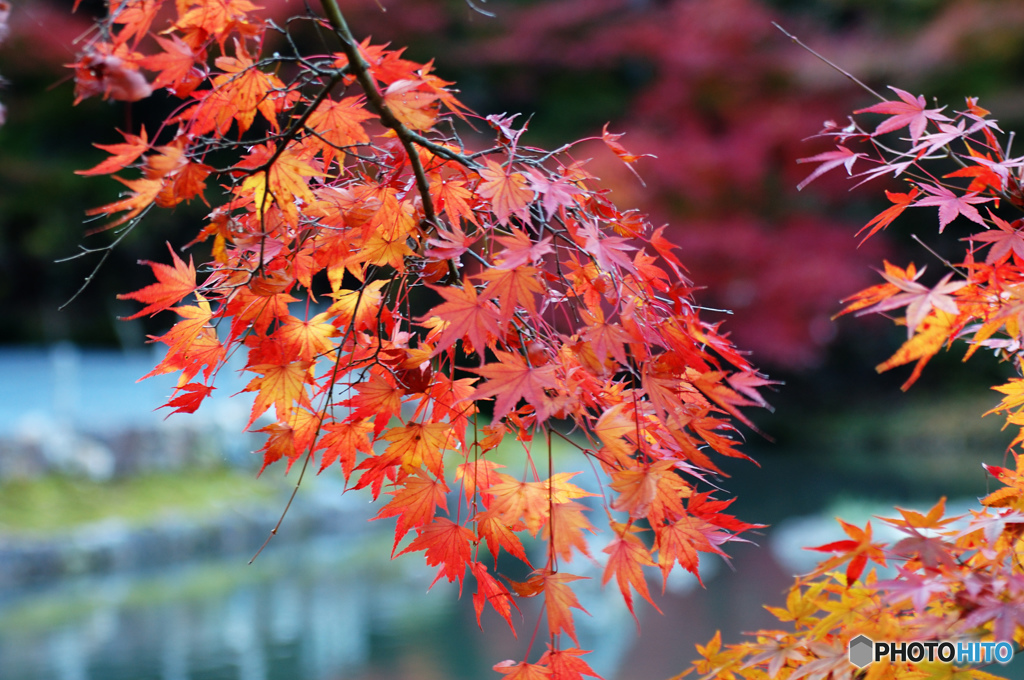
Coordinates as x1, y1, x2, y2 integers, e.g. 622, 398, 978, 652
876, 310, 956, 390
238, 148, 321, 226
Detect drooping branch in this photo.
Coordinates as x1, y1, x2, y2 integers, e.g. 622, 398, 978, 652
319, 0, 468, 282
320, 0, 438, 227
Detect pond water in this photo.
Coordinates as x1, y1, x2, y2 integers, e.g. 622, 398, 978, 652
0, 533, 476, 680
5, 458, 1024, 680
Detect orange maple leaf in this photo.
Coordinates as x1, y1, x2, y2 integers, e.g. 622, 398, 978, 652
982, 452, 1024, 507
856, 187, 920, 244
476, 513, 531, 565
882, 496, 958, 532
610, 460, 690, 525
602, 521, 660, 623
383, 79, 440, 131
382, 421, 454, 478
255, 405, 319, 473
76, 127, 149, 176
346, 373, 404, 435
143, 139, 212, 208
539, 647, 601, 680
654, 514, 729, 587
328, 279, 388, 328
455, 459, 505, 500
471, 351, 560, 422
152, 294, 215, 361
543, 501, 595, 562
145, 325, 225, 385
534, 569, 589, 645
316, 418, 373, 479
188, 40, 287, 136
173, 0, 261, 50
306, 96, 374, 170
945, 145, 1006, 195
118, 243, 197, 319
374, 468, 449, 545
876, 310, 956, 390
244, 359, 313, 425
429, 174, 479, 227
425, 374, 478, 436
276, 311, 338, 362
237, 144, 321, 226
492, 661, 550, 680
592, 403, 637, 466
836, 260, 919, 318
481, 473, 552, 535
478, 159, 534, 226
85, 175, 162, 231
110, 0, 160, 47
399, 517, 475, 592
476, 265, 545, 328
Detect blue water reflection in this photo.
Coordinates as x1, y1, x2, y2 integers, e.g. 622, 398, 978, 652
0, 533, 472, 680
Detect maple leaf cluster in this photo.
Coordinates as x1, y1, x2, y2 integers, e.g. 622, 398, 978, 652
797, 89, 1024, 441
426, 0, 885, 370
681, 75, 1024, 680
687, 465, 1024, 680
70, 1, 774, 676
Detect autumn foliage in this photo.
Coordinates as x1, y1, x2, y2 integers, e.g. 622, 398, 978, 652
685, 56, 1024, 680
66, 1, 776, 677
65, 0, 1024, 676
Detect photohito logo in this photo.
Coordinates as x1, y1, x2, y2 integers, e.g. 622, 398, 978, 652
848, 635, 1014, 668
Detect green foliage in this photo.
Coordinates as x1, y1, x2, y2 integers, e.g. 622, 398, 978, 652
0, 468, 277, 535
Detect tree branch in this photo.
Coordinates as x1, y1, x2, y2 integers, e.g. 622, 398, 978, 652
319, 0, 437, 222
319, 0, 465, 279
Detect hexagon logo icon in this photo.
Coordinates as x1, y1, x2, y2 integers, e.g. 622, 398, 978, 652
849, 635, 874, 668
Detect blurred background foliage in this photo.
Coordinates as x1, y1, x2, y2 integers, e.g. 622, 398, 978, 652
3, 0, 1024, 430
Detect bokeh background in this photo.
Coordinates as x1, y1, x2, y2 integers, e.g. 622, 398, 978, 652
2, 1, 1024, 679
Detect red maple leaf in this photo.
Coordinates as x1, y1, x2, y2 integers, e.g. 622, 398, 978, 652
374, 469, 449, 546
140, 35, 205, 97
855, 86, 950, 144
117, 243, 197, 319
602, 522, 660, 624
399, 517, 475, 592
913, 183, 991, 232
795, 145, 859, 190
966, 212, 1024, 264
76, 127, 149, 177
425, 280, 502, 356
471, 351, 560, 422
856, 186, 920, 243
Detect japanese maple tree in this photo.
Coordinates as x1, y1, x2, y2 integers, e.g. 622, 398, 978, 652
64, 1, 773, 677
685, 30, 1024, 680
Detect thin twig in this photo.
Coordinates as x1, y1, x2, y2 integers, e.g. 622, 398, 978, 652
772, 22, 886, 102
911, 233, 968, 278
249, 452, 313, 564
